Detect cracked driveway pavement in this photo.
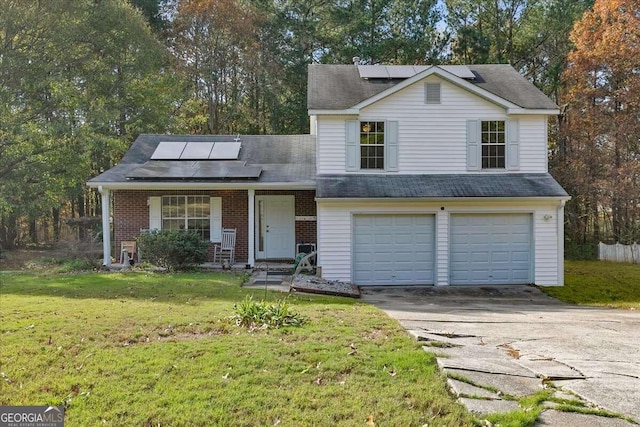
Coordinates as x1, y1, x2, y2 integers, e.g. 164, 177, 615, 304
361, 285, 640, 423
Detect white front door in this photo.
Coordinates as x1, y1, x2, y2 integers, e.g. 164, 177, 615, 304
256, 195, 295, 259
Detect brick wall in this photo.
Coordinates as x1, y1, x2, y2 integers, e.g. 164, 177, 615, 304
112, 189, 316, 263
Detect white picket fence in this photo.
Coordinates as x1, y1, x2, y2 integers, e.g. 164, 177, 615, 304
598, 242, 640, 263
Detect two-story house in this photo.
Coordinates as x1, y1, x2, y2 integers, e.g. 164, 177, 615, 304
309, 64, 569, 286
88, 63, 569, 286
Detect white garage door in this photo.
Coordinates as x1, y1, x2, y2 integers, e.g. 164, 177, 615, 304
450, 214, 532, 285
353, 215, 435, 285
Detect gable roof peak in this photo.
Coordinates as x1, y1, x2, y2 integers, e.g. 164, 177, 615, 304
307, 63, 558, 111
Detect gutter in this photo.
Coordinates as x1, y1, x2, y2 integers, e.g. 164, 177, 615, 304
315, 196, 572, 203
87, 181, 316, 191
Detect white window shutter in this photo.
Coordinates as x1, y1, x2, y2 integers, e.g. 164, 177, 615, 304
345, 120, 359, 171
149, 196, 162, 230
466, 120, 480, 171
385, 120, 399, 171
210, 197, 222, 242
507, 119, 520, 170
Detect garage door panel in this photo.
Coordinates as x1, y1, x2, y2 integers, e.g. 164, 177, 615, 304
354, 215, 435, 285
451, 214, 532, 285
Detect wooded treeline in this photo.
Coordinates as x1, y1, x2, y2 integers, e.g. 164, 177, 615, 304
0, 0, 637, 257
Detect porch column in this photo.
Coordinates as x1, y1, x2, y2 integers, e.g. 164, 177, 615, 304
98, 186, 112, 266
247, 189, 255, 267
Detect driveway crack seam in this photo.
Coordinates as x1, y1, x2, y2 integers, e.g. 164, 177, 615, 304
603, 371, 640, 380
443, 367, 538, 379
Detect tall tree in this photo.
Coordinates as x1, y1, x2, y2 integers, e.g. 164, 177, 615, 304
0, 0, 179, 247
556, 0, 640, 246
170, 0, 261, 134
320, 0, 445, 64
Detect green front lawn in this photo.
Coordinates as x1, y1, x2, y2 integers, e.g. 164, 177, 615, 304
541, 260, 640, 310
0, 271, 471, 426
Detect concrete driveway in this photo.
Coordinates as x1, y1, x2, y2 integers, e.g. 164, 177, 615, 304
361, 286, 640, 425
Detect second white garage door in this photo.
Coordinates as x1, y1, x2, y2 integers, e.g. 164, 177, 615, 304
450, 214, 532, 285
353, 215, 435, 285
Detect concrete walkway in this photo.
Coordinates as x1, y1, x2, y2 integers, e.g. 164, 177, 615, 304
361, 286, 640, 425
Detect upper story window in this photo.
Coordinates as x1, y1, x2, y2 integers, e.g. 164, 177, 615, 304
360, 121, 385, 169
346, 119, 397, 172
162, 195, 210, 240
481, 120, 506, 169
466, 119, 518, 171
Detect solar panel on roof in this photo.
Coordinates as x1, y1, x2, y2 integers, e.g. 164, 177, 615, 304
357, 65, 388, 79
181, 142, 214, 159
126, 160, 260, 180
209, 142, 241, 160
440, 65, 476, 79
357, 64, 475, 80
225, 166, 262, 178
386, 65, 419, 78
151, 141, 187, 160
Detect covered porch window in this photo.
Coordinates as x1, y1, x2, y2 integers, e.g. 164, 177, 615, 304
161, 195, 211, 240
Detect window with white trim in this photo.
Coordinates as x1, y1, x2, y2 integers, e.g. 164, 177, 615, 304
161, 195, 211, 240
481, 120, 506, 169
360, 121, 385, 169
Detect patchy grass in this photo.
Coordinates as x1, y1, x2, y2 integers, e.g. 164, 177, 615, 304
541, 260, 640, 309
0, 271, 471, 426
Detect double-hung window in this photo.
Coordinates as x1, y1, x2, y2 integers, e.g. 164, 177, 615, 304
467, 119, 518, 171
161, 195, 211, 240
360, 121, 385, 169
481, 120, 506, 169
346, 119, 398, 172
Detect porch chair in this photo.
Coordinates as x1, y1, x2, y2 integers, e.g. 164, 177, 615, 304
119, 240, 137, 264
213, 228, 237, 266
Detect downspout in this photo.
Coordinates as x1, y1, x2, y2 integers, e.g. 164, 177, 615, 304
98, 186, 112, 267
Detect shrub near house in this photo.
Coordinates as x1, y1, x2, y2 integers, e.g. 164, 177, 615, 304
137, 229, 209, 271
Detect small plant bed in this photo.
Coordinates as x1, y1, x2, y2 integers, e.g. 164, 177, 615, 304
0, 271, 471, 426
291, 274, 360, 298
540, 260, 640, 309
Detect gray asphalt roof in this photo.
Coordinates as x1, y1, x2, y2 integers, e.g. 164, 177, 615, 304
316, 174, 569, 199
88, 134, 316, 185
307, 64, 558, 110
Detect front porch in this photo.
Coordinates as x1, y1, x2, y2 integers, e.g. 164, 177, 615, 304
99, 188, 316, 268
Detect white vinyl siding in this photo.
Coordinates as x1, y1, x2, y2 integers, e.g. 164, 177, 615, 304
435, 210, 449, 285
317, 199, 562, 286
534, 209, 560, 285
316, 77, 549, 174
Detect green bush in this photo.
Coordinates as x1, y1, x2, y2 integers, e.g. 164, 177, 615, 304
136, 230, 209, 271
232, 296, 306, 329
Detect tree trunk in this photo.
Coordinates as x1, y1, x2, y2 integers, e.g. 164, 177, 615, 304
28, 216, 37, 244
52, 207, 60, 242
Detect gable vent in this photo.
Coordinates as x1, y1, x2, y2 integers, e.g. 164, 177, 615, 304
425, 82, 441, 104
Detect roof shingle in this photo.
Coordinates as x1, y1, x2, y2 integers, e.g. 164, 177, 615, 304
307, 64, 558, 110
316, 174, 569, 199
